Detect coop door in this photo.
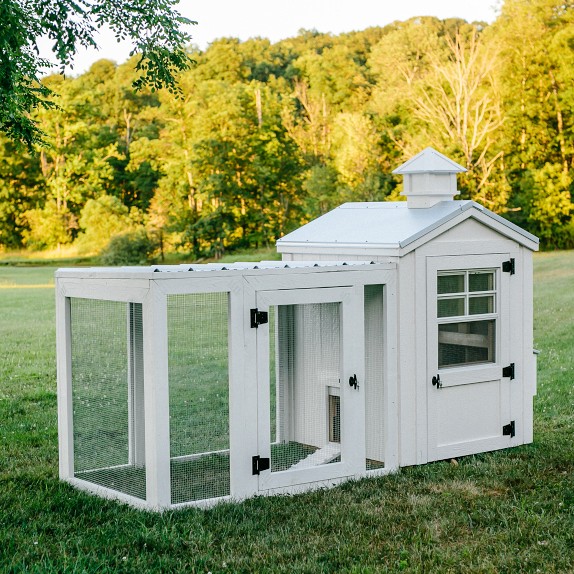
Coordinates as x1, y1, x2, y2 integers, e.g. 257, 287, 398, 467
254, 287, 365, 491
427, 254, 515, 462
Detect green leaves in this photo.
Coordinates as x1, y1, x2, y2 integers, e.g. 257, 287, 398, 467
1, 4, 574, 254
91, 0, 196, 95
0, 0, 57, 147
0, 0, 195, 149
491, 0, 574, 246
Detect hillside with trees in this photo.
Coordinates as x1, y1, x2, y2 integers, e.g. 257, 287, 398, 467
1, 0, 573, 260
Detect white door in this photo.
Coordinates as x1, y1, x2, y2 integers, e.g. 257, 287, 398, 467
427, 254, 515, 461
254, 287, 365, 491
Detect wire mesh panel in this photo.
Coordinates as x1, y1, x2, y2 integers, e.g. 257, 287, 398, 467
270, 302, 342, 472
167, 293, 230, 504
70, 299, 146, 500
364, 285, 385, 470
438, 320, 496, 367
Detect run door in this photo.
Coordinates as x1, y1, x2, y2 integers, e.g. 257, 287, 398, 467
427, 254, 515, 461
254, 287, 365, 491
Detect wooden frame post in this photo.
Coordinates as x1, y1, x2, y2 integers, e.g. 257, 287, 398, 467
143, 282, 171, 509
56, 285, 74, 480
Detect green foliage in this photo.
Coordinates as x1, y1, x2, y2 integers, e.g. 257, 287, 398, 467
491, 0, 574, 246
303, 164, 340, 217
0, 1, 56, 147
21, 201, 76, 250
99, 229, 158, 266
0, 0, 194, 149
1, 1, 574, 256
0, 136, 43, 248
75, 195, 139, 254
510, 164, 574, 247
528, 165, 573, 239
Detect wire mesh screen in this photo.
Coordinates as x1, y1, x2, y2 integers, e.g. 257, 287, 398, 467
167, 293, 230, 504
70, 299, 146, 500
270, 302, 342, 472
364, 285, 385, 470
439, 320, 496, 367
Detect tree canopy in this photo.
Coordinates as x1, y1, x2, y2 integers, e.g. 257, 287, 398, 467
0, 0, 573, 259
0, 0, 194, 148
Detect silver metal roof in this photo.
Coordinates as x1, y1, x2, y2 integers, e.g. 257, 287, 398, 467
55, 260, 378, 278
393, 147, 467, 174
277, 200, 539, 249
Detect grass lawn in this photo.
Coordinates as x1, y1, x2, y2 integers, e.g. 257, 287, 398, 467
1, 253, 573, 573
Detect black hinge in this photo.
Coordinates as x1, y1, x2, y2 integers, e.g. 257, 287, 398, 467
252, 455, 270, 475
502, 258, 515, 275
250, 308, 269, 328
503, 420, 515, 438
502, 363, 515, 380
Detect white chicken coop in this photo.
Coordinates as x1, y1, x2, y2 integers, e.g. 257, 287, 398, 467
56, 261, 397, 510
56, 148, 538, 510
278, 147, 539, 466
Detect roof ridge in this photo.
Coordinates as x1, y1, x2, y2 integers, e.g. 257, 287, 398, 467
393, 147, 467, 174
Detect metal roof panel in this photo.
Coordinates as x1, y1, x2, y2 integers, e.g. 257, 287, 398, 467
277, 200, 539, 250
278, 201, 471, 247
393, 147, 467, 174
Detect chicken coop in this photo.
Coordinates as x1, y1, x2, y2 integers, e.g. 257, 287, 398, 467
56, 261, 398, 510
56, 147, 539, 510
278, 147, 539, 466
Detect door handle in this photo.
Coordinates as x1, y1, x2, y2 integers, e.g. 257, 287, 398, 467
432, 374, 442, 388
349, 374, 359, 390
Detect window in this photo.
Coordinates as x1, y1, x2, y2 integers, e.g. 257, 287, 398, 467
437, 270, 497, 368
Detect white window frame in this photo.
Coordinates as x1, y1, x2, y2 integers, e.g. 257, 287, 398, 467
437, 269, 499, 369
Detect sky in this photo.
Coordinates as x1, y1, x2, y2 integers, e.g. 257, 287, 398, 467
43, 0, 502, 76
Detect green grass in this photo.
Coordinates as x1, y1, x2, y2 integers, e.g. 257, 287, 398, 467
0, 246, 282, 268
1, 254, 574, 573
0, 247, 97, 268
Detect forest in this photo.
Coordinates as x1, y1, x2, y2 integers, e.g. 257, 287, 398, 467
1, 0, 573, 261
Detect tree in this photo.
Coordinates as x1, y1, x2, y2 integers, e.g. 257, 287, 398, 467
5, 12, 574, 256
75, 194, 140, 254
366, 17, 452, 166
413, 27, 507, 211
281, 80, 332, 162
0, 0, 195, 148
492, 0, 574, 246
0, 135, 42, 247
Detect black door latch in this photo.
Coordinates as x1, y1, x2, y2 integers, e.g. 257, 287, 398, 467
349, 374, 359, 390
432, 374, 442, 388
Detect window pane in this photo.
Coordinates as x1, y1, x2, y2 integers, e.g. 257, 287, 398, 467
469, 272, 494, 292
439, 320, 495, 368
437, 297, 465, 318
469, 295, 494, 315
438, 274, 464, 294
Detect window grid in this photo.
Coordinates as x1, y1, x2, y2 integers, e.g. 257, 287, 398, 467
437, 270, 498, 369
437, 270, 497, 320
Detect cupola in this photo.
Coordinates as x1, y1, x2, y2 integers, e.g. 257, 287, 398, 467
393, 147, 467, 208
